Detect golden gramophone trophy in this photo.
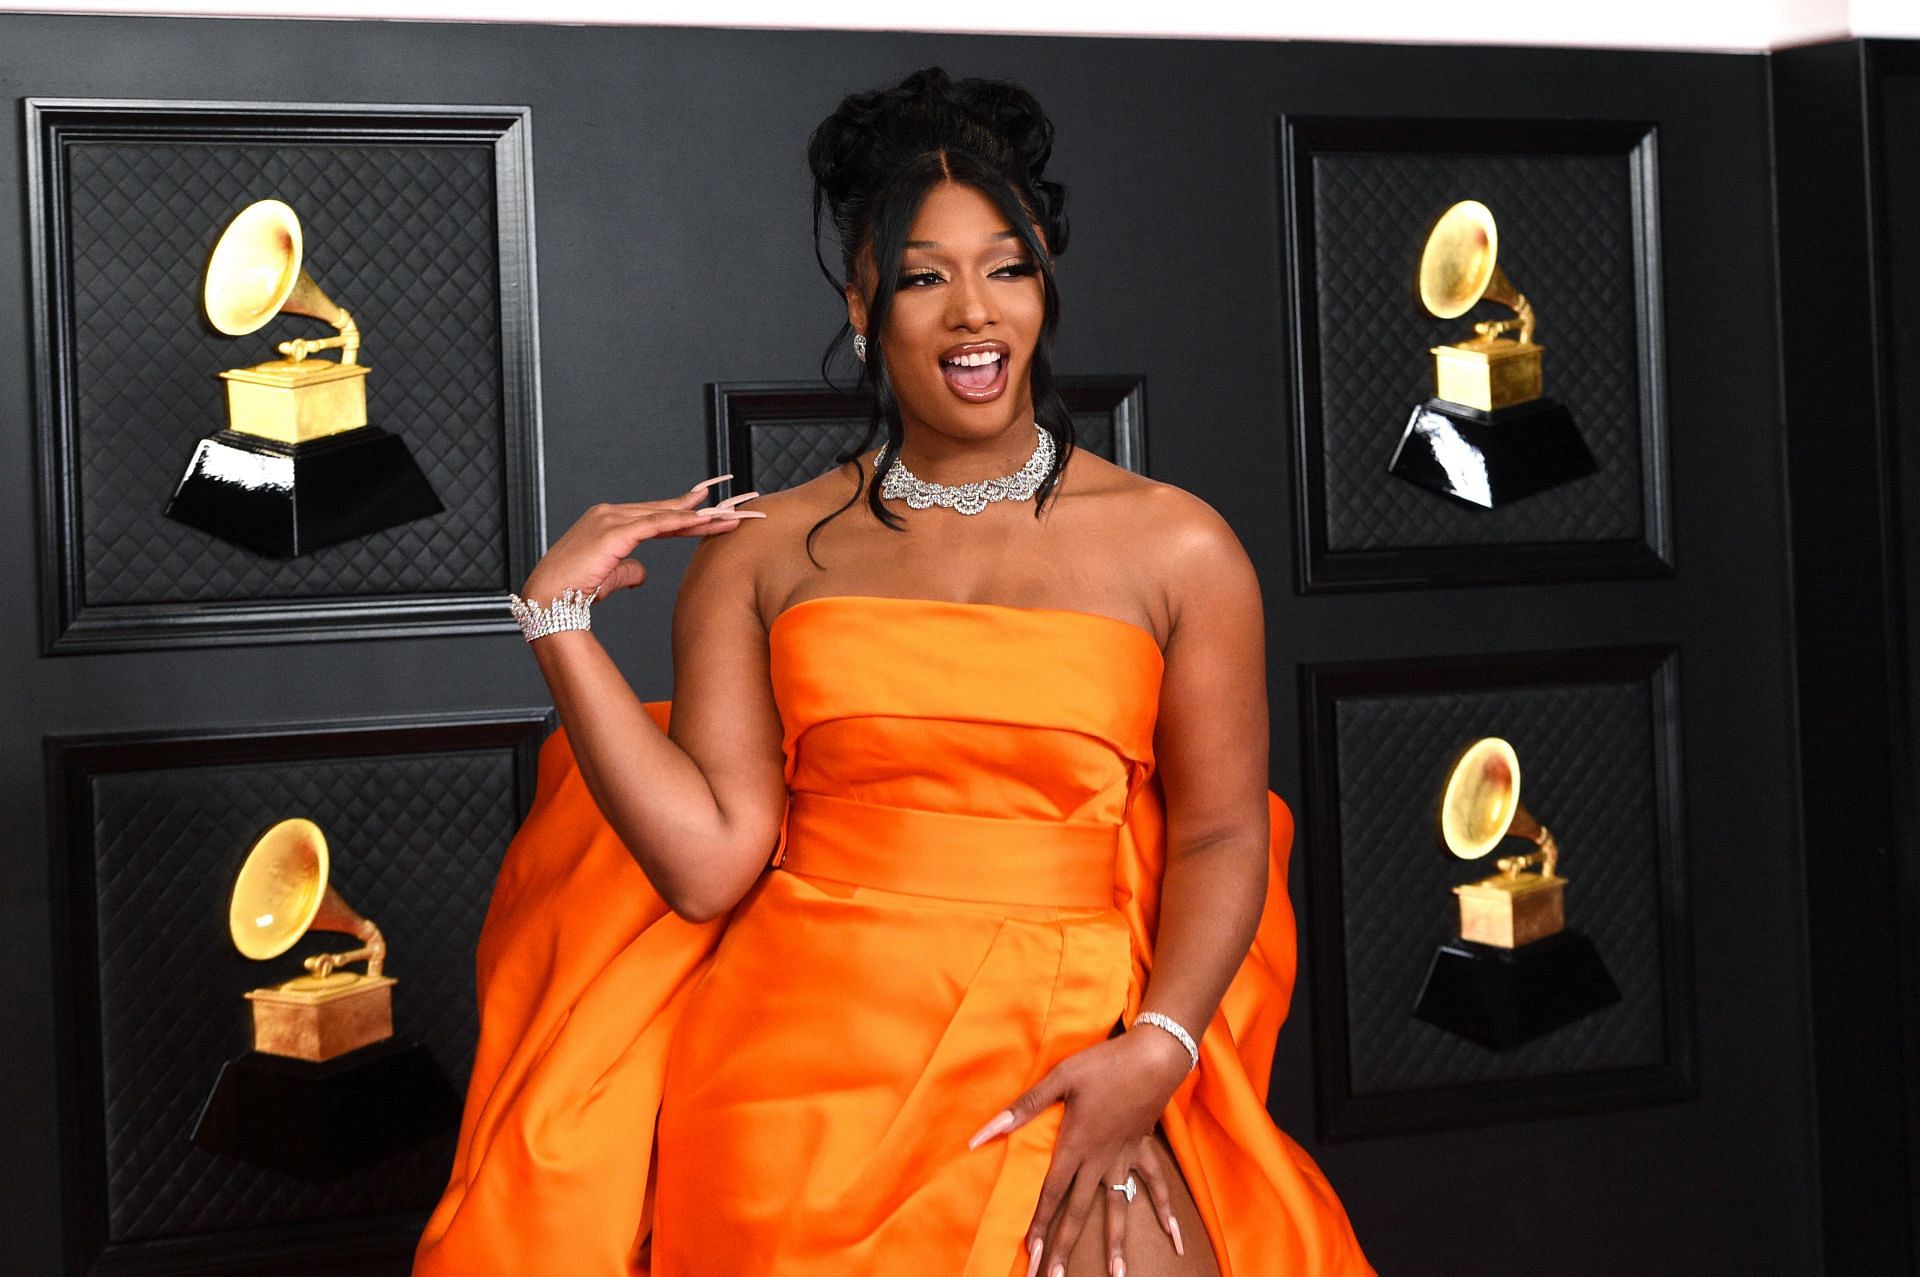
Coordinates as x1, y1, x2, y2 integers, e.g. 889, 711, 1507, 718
228, 817, 394, 1062
1411, 737, 1620, 1050
190, 817, 457, 1181
164, 198, 443, 556
1387, 200, 1598, 508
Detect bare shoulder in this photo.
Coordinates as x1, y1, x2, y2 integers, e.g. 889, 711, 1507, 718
679, 461, 869, 624
1069, 452, 1257, 619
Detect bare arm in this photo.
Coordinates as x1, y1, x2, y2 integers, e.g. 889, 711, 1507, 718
521, 490, 788, 922
1135, 489, 1271, 1063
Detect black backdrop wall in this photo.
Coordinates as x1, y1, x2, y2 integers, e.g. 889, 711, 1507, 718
0, 13, 1820, 1275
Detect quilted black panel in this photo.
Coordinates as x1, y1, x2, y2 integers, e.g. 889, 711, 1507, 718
1308, 148, 1646, 550
750, 419, 870, 491
65, 139, 507, 603
85, 745, 519, 1243
1068, 407, 1115, 460
1332, 677, 1668, 1093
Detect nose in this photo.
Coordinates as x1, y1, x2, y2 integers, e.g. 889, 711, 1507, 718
945, 271, 996, 333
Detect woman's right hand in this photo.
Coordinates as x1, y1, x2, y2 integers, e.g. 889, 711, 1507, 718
518, 472, 765, 603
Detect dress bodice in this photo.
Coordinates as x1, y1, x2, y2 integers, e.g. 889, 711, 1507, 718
768, 594, 1166, 838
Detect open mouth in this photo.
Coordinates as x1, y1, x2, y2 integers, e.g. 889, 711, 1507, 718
939, 344, 1010, 402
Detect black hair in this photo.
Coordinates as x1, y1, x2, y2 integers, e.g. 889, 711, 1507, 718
803, 66, 1075, 562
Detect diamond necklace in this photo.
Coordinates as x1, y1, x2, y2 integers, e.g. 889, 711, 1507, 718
877, 423, 1054, 516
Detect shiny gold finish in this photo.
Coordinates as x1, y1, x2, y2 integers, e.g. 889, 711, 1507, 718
204, 200, 361, 360
1438, 737, 1567, 949
1418, 200, 1544, 412
1418, 201, 1535, 342
229, 817, 394, 1061
204, 199, 369, 442
1455, 856, 1566, 948
217, 358, 370, 444
1439, 737, 1520, 859
245, 974, 395, 1061
1430, 339, 1543, 414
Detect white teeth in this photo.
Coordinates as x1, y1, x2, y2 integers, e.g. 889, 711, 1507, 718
943, 350, 1002, 367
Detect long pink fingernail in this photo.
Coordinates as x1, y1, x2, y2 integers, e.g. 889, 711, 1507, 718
1026, 1237, 1042, 1277
1170, 1216, 1184, 1255
711, 490, 760, 509
968, 1109, 1014, 1150
691, 473, 733, 492
1111, 1259, 1127, 1277
1049, 1264, 1064, 1277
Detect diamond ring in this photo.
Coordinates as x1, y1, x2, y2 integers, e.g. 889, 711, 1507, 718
1108, 1175, 1137, 1201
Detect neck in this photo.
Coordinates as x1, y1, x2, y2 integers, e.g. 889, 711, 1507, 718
890, 419, 1040, 485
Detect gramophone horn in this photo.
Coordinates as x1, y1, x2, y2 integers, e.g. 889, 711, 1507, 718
1417, 200, 1535, 345
203, 199, 360, 364
229, 817, 385, 978
1438, 737, 1558, 876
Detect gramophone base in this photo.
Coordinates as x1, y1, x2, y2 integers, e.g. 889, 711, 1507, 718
1388, 397, 1598, 509
164, 424, 444, 557
1412, 929, 1621, 1050
246, 974, 395, 1062
191, 1037, 459, 1182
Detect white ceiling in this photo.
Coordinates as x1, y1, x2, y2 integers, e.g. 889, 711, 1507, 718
0, 0, 1910, 51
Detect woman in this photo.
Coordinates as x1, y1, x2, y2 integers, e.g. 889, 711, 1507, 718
416, 67, 1371, 1277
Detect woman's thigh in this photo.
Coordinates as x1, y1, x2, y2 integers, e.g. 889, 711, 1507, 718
1062, 1128, 1221, 1277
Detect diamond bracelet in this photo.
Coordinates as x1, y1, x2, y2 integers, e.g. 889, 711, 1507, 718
506, 585, 600, 643
1131, 1010, 1199, 1072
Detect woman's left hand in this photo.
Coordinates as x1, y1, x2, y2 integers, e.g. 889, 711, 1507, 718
967, 1025, 1194, 1276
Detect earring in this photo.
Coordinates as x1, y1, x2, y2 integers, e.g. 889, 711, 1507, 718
853, 333, 867, 363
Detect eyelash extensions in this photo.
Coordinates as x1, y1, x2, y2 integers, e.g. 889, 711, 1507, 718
895, 259, 1037, 289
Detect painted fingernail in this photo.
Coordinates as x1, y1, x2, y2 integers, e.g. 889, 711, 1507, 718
1026, 1237, 1042, 1277
691, 473, 733, 492
1050, 1264, 1065, 1277
1111, 1259, 1126, 1277
1170, 1216, 1184, 1256
711, 490, 760, 509
968, 1109, 1015, 1150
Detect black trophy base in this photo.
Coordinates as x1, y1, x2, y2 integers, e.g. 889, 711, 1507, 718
1388, 397, 1598, 509
191, 1037, 459, 1181
1412, 929, 1622, 1050
165, 425, 444, 557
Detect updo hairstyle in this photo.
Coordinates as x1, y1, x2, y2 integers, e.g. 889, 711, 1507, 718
804, 66, 1076, 555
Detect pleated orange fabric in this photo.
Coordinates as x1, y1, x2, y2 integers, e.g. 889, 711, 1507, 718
415, 595, 1371, 1276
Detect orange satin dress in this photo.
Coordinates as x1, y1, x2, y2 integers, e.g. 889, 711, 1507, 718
415, 595, 1371, 1276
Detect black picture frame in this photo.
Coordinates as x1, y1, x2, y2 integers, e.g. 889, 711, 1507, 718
1298, 646, 1695, 1139
708, 375, 1148, 496
26, 99, 546, 652
1279, 116, 1673, 591
45, 711, 549, 1276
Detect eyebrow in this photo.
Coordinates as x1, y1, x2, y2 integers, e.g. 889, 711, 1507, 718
903, 231, 1022, 249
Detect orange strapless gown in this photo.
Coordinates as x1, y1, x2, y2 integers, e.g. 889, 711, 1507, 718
414, 595, 1371, 1276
